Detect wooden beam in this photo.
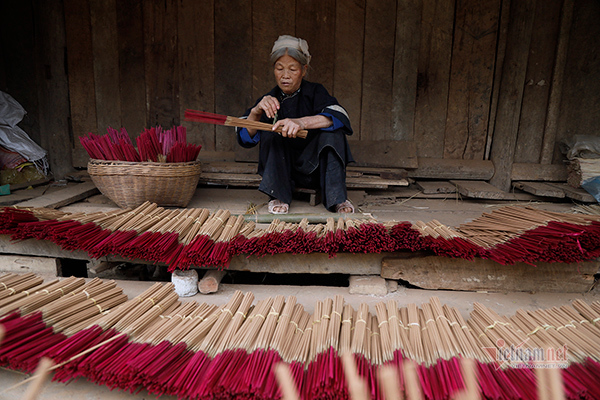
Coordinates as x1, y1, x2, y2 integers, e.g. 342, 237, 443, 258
351, 140, 418, 169
408, 158, 494, 180
511, 162, 568, 181
381, 253, 598, 292
14, 182, 99, 209
489, 0, 536, 191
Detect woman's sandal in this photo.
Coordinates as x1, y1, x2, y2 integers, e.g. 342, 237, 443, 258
335, 200, 354, 214
268, 199, 289, 215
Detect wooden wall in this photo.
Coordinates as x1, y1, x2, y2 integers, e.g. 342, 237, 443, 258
1, 0, 599, 188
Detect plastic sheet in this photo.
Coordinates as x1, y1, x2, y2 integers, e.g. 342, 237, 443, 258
0, 91, 48, 175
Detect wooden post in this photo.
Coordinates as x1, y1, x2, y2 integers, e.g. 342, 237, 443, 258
198, 269, 227, 294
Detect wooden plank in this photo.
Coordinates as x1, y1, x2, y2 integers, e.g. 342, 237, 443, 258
392, 0, 422, 142
143, 0, 179, 127
413, 0, 455, 158
444, 0, 500, 160
415, 181, 457, 194
351, 140, 418, 169
64, 0, 98, 168
89, 0, 121, 131
409, 158, 495, 180
198, 173, 261, 187
35, 0, 72, 179
381, 254, 598, 292
197, 172, 403, 189
178, 0, 215, 151
512, 181, 565, 198
14, 182, 99, 209
484, 0, 511, 159
489, 0, 536, 191
201, 162, 258, 174
513, 0, 561, 163
296, 0, 336, 93
0, 255, 60, 277
360, 0, 397, 141
540, 0, 574, 164
511, 163, 568, 181
334, 0, 365, 139
215, 0, 252, 153
347, 166, 408, 180
450, 180, 508, 199
547, 182, 596, 203
556, 2, 600, 165
117, 0, 146, 136
251, 0, 295, 102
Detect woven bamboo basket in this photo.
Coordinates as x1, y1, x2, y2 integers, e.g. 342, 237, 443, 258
87, 159, 202, 208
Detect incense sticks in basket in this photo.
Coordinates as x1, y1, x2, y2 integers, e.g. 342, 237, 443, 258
1, 275, 599, 399
80, 125, 202, 163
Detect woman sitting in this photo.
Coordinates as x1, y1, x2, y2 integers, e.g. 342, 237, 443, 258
236, 35, 354, 215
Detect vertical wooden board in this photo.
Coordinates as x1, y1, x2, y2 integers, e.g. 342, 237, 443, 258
489, 0, 536, 191
117, 0, 146, 136
214, 0, 252, 153
360, 0, 396, 141
252, 0, 296, 101
296, 0, 336, 94
484, 0, 511, 160
89, 0, 121, 132
334, 0, 365, 140
392, 0, 422, 142
143, 0, 179, 128
443, 0, 500, 160
513, 0, 561, 163
556, 0, 598, 164
542, 0, 575, 165
178, 0, 216, 151
413, 0, 455, 158
64, 0, 98, 167
35, 0, 72, 178
0, 1, 40, 145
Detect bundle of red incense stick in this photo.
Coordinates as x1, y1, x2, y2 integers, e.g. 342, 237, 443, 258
80, 126, 202, 163
0, 274, 599, 399
1, 205, 600, 271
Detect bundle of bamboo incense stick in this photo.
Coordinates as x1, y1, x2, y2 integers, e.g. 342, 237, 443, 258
3, 204, 600, 268
2, 274, 600, 399
185, 109, 309, 139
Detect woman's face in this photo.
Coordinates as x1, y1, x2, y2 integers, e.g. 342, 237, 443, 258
274, 54, 307, 95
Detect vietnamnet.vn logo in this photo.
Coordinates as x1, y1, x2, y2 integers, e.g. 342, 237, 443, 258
483, 338, 569, 370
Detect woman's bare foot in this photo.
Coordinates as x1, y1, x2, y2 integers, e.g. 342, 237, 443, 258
268, 199, 289, 214
335, 200, 354, 214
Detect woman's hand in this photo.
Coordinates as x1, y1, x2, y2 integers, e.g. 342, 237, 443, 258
273, 118, 305, 138
250, 95, 280, 120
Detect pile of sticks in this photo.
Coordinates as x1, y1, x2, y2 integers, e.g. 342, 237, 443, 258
1, 273, 599, 399
1, 204, 600, 269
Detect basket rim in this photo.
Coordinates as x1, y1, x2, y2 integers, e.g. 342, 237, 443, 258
88, 158, 201, 166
